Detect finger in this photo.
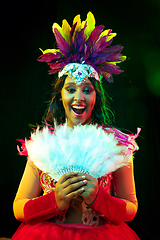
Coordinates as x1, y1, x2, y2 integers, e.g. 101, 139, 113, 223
62, 175, 86, 188
58, 172, 79, 184
63, 179, 87, 195
82, 173, 94, 180
80, 174, 98, 184
66, 187, 85, 200
55, 177, 87, 200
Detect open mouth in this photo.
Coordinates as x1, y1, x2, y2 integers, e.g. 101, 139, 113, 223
71, 106, 86, 115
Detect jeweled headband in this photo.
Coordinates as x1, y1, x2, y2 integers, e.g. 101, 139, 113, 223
58, 62, 100, 85
38, 11, 126, 84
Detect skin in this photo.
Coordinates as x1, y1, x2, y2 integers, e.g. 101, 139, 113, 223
61, 76, 96, 128
55, 76, 99, 211
55, 172, 99, 211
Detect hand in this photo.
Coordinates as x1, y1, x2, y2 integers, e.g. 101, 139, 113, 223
55, 172, 87, 211
79, 174, 99, 205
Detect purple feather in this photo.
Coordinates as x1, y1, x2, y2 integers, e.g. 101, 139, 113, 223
87, 25, 104, 46
92, 36, 110, 53
48, 62, 66, 72
102, 46, 125, 62
74, 26, 86, 55
107, 75, 114, 83
70, 22, 77, 38
38, 52, 62, 62
48, 69, 60, 75
69, 37, 76, 56
90, 57, 107, 65
104, 45, 124, 55
54, 28, 70, 56
100, 62, 123, 74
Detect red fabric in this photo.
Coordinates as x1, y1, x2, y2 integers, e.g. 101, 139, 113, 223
12, 188, 140, 240
24, 191, 66, 224
11, 221, 140, 240
87, 186, 127, 225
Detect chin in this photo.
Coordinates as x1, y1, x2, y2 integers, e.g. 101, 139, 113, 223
73, 119, 86, 126
68, 117, 90, 127
66, 108, 92, 127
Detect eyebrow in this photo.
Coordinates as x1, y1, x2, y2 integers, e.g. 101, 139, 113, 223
65, 82, 93, 87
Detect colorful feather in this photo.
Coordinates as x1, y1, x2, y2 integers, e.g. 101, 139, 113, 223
53, 28, 70, 55
38, 11, 126, 82
62, 19, 71, 43
72, 14, 81, 40
83, 11, 96, 40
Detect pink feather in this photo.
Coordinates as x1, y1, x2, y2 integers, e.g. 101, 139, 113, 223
54, 28, 70, 55
87, 25, 105, 46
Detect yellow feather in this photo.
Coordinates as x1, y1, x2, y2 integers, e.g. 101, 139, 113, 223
98, 29, 110, 39
72, 14, 81, 40
98, 29, 117, 42
84, 11, 96, 40
108, 62, 116, 65
107, 32, 117, 42
81, 20, 86, 29
102, 71, 111, 79
116, 55, 127, 63
62, 19, 71, 43
42, 49, 60, 54
39, 48, 44, 53
73, 14, 81, 31
52, 22, 62, 35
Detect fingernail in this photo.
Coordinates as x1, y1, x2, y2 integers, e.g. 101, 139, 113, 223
81, 176, 86, 179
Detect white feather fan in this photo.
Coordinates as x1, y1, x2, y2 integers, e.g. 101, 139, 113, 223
25, 124, 132, 181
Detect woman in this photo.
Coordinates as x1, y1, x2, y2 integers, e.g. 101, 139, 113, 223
12, 12, 140, 239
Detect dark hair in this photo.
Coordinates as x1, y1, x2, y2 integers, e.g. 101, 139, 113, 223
44, 76, 115, 126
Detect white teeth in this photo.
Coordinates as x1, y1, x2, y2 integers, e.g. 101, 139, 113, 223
72, 106, 85, 109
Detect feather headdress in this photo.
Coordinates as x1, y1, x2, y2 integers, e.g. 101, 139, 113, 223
38, 11, 126, 83
18, 124, 140, 181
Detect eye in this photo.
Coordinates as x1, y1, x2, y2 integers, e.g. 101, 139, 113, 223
66, 87, 76, 93
83, 87, 94, 94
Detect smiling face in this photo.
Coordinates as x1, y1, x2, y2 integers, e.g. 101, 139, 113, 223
61, 76, 96, 128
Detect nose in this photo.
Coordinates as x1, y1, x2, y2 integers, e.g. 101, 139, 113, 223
74, 89, 84, 102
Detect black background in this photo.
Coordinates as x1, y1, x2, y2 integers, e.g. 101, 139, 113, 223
0, 1, 160, 239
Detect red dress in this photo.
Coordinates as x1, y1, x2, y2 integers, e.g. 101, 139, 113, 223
12, 125, 140, 239
12, 171, 140, 240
